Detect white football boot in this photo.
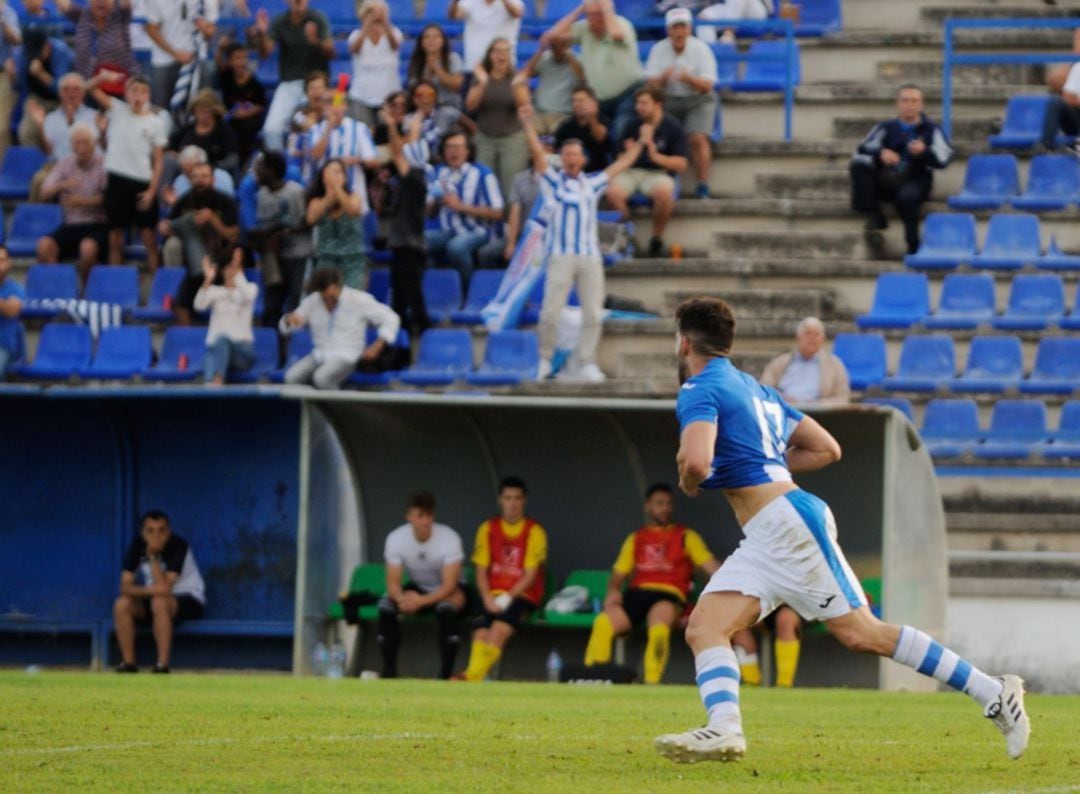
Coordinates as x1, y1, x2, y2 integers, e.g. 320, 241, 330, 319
984, 674, 1030, 760
653, 727, 746, 763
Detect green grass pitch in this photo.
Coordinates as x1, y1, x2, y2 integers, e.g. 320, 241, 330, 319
2, 672, 1078, 792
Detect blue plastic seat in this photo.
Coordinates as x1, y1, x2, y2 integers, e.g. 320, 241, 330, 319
1043, 401, 1080, 459
920, 398, 980, 458
398, 328, 473, 386
970, 213, 1041, 270
77, 325, 152, 379
15, 322, 92, 379
903, 213, 977, 271
21, 263, 78, 318
711, 42, 739, 89
975, 400, 1048, 459
861, 397, 914, 421
141, 326, 206, 382
1059, 285, 1080, 331
423, 269, 463, 323
0, 146, 47, 200
450, 269, 503, 325
269, 327, 313, 382
952, 336, 1022, 393
855, 273, 929, 329
84, 265, 139, 309
992, 274, 1064, 331
946, 155, 1019, 210
923, 273, 995, 330
256, 57, 280, 91
1020, 337, 1080, 395
7, 204, 64, 257
1038, 235, 1080, 272
467, 330, 539, 386
1011, 155, 1080, 211
229, 327, 281, 384
731, 40, 802, 92
132, 266, 185, 322
882, 335, 956, 392
792, 0, 842, 35
348, 327, 410, 386
831, 333, 886, 390
988, 96, 1052, 149
368, 268, 390, 304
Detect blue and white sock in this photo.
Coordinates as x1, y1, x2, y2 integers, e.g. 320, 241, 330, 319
892, 626, 1003, 707
695, 645, 742, 734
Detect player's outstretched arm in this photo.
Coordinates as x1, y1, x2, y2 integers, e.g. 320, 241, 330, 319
786, 415, 842, 473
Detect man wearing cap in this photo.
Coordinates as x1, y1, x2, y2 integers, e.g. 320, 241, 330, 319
644, 8, 719, 200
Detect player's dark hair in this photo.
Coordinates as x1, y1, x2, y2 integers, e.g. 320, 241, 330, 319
139, 509, 170, 529
645, 483, 673, 499
676, 297, 736, 357
307, 266, 343, 294
499, 476, 527, 495
406, 490, 436, 513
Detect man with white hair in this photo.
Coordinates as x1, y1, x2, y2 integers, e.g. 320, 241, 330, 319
758, 317, 851, 405
25, 71, 100, 201
162, 144, 236, 210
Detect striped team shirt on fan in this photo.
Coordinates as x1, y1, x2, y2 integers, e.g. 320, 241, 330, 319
425, 162, 504, 236
303, 117, 378, 212
537, 165, 609, 258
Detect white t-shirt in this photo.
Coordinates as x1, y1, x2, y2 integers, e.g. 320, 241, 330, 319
348, 27, 404, 107
104, 100, 169, 182
145, 0, 220, 67
644, 37, 719, 97
457, 0, 523, 71
383, 523, 465, 593
697, 0, 771, 42
1064, 63, 1080, 98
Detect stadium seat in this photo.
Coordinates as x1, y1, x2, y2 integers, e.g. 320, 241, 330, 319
951, 335, 1023, 393
882, 335, 955, 392
21, 263, 78, 318
946, 155, 1019, 210
7, 203, 63, 257
992, 274, 1065, 331
450, 269, 503, 325
1011, 154, 1080, 211
0, 145, 47, 200
77, 325, 153, 379
1037, 235, 1080, 272
256, 57, 280, 90
466, 329, 539, 386
920, 398, 980, 458
1020, 337, 1080, 395
831, 333, 886, 390
711, 42, 739, 89
855, 273, 929, 329
132, 266, 186, 322
922, 273, 995, 329
969, 213, 1042, 270
368, 268, 390, 304
988, 96, 1052, 149
230, 327, 281, 384
362, 215, 391, 265
1043, 401, 1080, 459
861, 397, 914, 421
327, 563, 387, 622
14, 322, 92, 379
975, 400, 1048, 459
141, 326, 206, 382
84, 265, 139, 309
398, 328, 473, 386
903, 213, 977, 270
422, 269, 463, 323
792, 0, 843, 36
1059, 286, 1080, 330
540, 569, 610, 628
731, 40, 802, 92
348, 327, 410, 386
269, 327, 313, 382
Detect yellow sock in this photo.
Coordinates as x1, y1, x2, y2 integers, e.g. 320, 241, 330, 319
464, 641, 501, 682
584, 613, 615, 666
740, 655, 762, 686
775, 639, 801, 688
643, 624, 671, 684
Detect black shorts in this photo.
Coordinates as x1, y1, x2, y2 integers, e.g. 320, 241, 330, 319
475, 596, 537, 630
48, 223, 109, 260
105, 173, 159, 230
621, 587, 684, 626
136, 594, 205, 625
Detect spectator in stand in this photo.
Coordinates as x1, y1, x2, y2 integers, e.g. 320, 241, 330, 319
476, 159, 537, 268
466, 37, 530, 201
90, 74, 167, 271
194, 246, 258, 385
455, 476, 547, 682
280, 266, 401, 390
24, 72, 100, 202
0, 246, 23, 381
303, 100, 379, 208
0, 1, 21, 162
605, 85, 688, 258
306, 158, 367, 290
286, 70, 330, 164
218, 42, 266, 168
425, 129, 504, 286
162, 145, 235, 212
696, 0, 771, 43
347, 0, 402, 128
447, 0, 524, 73
850, 84, 952, 255
36, 123, 109, 279
253, 0, 334, 152
407, 79, 470, 155
60, 0, 137, 88
547, 0, 644, 140
554, 85, 614, 170
170, 89, 239, 174
644, 8, 718, 199
160, 161, 240, 324
1047, 30, 1080, 95
1043, 58, 1080, 155
250, 150, 312, 325
15, 28, 74, 149
18, 0, 64, 35
516, 33, 582, 136
406, 23, 465, 111
144, 0, 218, 115
114, 509, 206, 674
758, 317, 851, 406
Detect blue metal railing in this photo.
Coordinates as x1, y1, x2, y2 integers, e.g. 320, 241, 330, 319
942, 17, 1080, 139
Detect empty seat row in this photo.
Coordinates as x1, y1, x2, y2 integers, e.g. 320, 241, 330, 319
922, 399, 1080, 460
905, 213, 1080, 271
834, 333, 1080, 394
947, 154, 1080, 211
988, 96, 1071, 150
366, 328, 539, 388
858, 272, 1080, 331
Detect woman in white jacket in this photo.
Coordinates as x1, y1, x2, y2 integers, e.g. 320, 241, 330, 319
194, 248, 258, 384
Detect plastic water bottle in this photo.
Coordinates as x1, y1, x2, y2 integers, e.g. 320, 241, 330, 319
312, 641, 329, 677
546, 648, 563, 683
327, 641, 346, 679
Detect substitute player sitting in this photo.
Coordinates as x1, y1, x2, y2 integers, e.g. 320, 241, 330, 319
654, 297, 1029, 763
456, 477, 548, 682
584, 483, 719, 684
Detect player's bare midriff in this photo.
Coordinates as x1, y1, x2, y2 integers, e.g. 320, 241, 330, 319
723, 480, 799, 528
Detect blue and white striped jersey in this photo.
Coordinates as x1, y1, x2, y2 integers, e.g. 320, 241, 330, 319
303, 117, 378, 212
537, 165, 609, 258
425, 161, 504, 235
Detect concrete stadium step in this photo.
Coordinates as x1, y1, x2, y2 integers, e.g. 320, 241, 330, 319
712, 228, 866, 260
942, 487, 1080, 516
832, 115, 998, 141
829, 27, 1072, 49
659, 287, 838, 319
615, 349, 776, 382
921, 4, 1080, 23
948, 550, 1080, 581
876, 59, 1042, 87
947, 511, 1080, 553
754, 171, 850, 201
844, 0, 1056, 31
